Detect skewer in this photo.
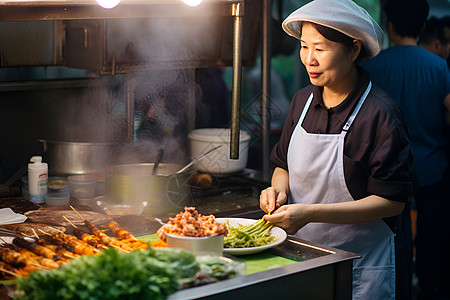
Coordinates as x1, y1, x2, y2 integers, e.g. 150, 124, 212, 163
70, 205, 85, 221
70, 206, 130, 253
0, 246, 50, 271
30, 263, 51, 270
49, 227, 65, 234
31, 229, 39, 240
0, 267, 19, 277
64, 215, 110, 250
72, 228, 108, 250
38, 229, 51, 236
108, 221, 138, 241
20, 232, 35, 238
110, 244, 130, 253
30, 229, 76, 260
63, 215, 78, 229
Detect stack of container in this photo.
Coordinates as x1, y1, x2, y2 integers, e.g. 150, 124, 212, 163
46, 176, 70, 206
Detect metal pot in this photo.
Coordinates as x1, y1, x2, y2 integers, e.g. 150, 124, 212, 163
104, 163, 193, 217
39, 139, 117, 176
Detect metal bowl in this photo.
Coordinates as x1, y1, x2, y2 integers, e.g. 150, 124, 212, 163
166, 233, 224, 255
96, 197, 148, 216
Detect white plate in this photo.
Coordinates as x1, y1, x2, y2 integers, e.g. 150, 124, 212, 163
216, 218, 287, 255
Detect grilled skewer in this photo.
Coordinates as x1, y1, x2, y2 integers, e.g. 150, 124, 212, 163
72, 228, 107, 250
70, 206, 132, 252
3, 241, 61, 269
12, 237, 63, 262
108, 221, 136, 240
43, 231, 99, 256
35, 239, 78, 260
0, 247, 47, 271
107, 221, 148, 249
30, 228, 77, 260
0, 260, 28, 279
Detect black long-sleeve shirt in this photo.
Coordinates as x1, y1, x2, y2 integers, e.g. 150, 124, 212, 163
271, 68, 414, 204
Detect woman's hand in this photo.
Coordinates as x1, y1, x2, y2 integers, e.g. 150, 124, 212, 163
263, 195, 404, 235
259, 167, 290, 214
260, 186, 288, 214
263, 204, 313, 235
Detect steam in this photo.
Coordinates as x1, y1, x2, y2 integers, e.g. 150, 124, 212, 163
51, 5, 222, 168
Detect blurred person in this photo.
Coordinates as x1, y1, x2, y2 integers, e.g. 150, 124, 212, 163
418, 16, 450, 60
259, 0, 414, 299
363, 1, 450, 299
446, 16, 450, 68
194, 68, 230, 129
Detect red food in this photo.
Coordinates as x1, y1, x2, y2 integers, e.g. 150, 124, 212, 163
157, 207, 227, 242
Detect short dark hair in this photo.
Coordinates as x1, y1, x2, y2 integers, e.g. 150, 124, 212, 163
384, 0, 429, 38
302, 22, 366, 60
418, 17, 450, 46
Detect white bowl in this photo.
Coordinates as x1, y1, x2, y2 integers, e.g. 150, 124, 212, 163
188, 128, 251, 175
166, 233, 224, 255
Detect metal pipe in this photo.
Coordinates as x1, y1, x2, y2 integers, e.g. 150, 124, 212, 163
230, 1, 243, 159
261, 0, 271, 180
125, 76, 135, 142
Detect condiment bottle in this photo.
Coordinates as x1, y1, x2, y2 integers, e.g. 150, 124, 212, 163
28, 156, 48, 203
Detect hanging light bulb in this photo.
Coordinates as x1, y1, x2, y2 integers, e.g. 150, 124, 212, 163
96, 0, 121, 9
182, 0, 203, 6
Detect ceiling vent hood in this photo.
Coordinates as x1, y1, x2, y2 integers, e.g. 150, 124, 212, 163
0, 0, 260, 72
0, 0, 242, 21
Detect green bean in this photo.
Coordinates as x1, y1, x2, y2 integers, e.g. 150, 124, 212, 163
223, 219, 279, 248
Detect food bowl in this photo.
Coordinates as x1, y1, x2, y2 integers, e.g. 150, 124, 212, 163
188, 128, 251, 174
166, 233, 224, 255
68, 174, 97, 199
48, 176, 69, 194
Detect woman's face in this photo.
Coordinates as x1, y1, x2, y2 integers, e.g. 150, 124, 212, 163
300, 22, 357, 90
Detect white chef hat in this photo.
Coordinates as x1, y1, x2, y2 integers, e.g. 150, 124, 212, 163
282, 0, 384, 59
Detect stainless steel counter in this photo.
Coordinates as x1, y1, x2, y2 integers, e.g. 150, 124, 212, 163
169, 236, 360, 300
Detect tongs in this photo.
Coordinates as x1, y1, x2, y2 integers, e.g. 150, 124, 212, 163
176, 145, 222, 174
0, 227, 33, 239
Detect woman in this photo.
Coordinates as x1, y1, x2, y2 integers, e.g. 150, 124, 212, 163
259, 0, 414, 299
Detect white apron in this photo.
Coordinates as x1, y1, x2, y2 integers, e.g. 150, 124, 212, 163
287, 82, 395, 300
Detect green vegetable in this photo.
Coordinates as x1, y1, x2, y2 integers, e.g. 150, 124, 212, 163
180, 255, 245, 288
196, 255, 244, 280
15, 247, 194, 300
224, 219, 279, 248
152, 247, 199, 279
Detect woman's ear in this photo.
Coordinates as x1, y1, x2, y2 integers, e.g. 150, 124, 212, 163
352, 40, 363, 61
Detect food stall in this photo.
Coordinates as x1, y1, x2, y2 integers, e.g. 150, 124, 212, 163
0, 1, 360, 298
0, 176, 359, 299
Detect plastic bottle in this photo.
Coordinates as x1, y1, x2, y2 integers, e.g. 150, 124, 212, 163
28, 156, 48, 203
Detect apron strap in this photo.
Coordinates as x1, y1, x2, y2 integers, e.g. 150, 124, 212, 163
299, 93, 314, 125
342, 81, 372, 132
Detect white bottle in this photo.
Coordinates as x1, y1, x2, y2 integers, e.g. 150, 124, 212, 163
28, 156, 48, 204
